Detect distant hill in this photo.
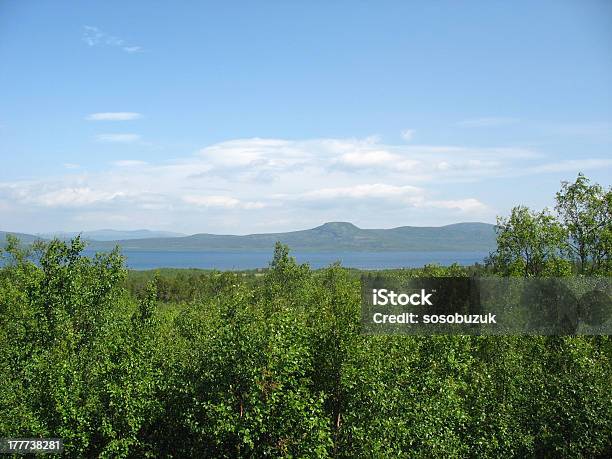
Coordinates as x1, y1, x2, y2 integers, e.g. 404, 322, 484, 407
84, 222, 497, 252
38, 229, 186, 241
2, 222, 498, 252
0, 231, 45, 245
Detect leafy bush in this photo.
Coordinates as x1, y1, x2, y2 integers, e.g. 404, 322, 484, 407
1, 174, 610, 457
1, 239, 610, 457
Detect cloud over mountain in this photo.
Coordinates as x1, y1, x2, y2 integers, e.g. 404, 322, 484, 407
0, 136, 608, 233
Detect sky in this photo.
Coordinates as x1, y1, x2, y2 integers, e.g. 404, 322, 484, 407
0, 0, 611, 235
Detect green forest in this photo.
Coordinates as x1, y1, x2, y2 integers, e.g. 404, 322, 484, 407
0, 174, 610, 458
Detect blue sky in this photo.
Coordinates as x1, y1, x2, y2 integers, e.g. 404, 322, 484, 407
1, 0, 611, 234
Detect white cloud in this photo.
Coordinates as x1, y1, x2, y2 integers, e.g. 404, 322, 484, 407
337, 150, 419, 172
82, 26, 143, 53
198, 138, 306, 168
183, 195, 265, 209
1, 135, 606, 233
284, 184, 488, 214
86, 112, 142, 121
63, 163, 81, 169
299, 184, 422, 200
33, 187, 125, 208
338, 150, 397, 167
458, 117, 518, 128
424, 198, 488, 212
401, 129, 415, 141
96, 133, 141, 143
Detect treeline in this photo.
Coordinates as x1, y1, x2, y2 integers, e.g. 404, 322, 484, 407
0, 175, 610, 458
489, 173, 611, 277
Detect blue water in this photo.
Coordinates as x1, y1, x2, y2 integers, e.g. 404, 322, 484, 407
82, 250, 489, 270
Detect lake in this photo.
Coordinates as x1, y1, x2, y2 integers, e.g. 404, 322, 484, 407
82, 250, 489, 270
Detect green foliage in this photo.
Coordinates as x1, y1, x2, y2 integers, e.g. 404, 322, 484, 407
0, 238, 162, 457
1, 238, 610, 457
490, 206, 570, 277
489, 174, 610, 277
0, 175, 610, 457
556, 173, 612, 274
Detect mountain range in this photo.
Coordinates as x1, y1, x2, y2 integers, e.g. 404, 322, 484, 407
1, 222, 497, 252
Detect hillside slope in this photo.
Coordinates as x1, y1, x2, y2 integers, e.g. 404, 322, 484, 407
84, 222, 497, 252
